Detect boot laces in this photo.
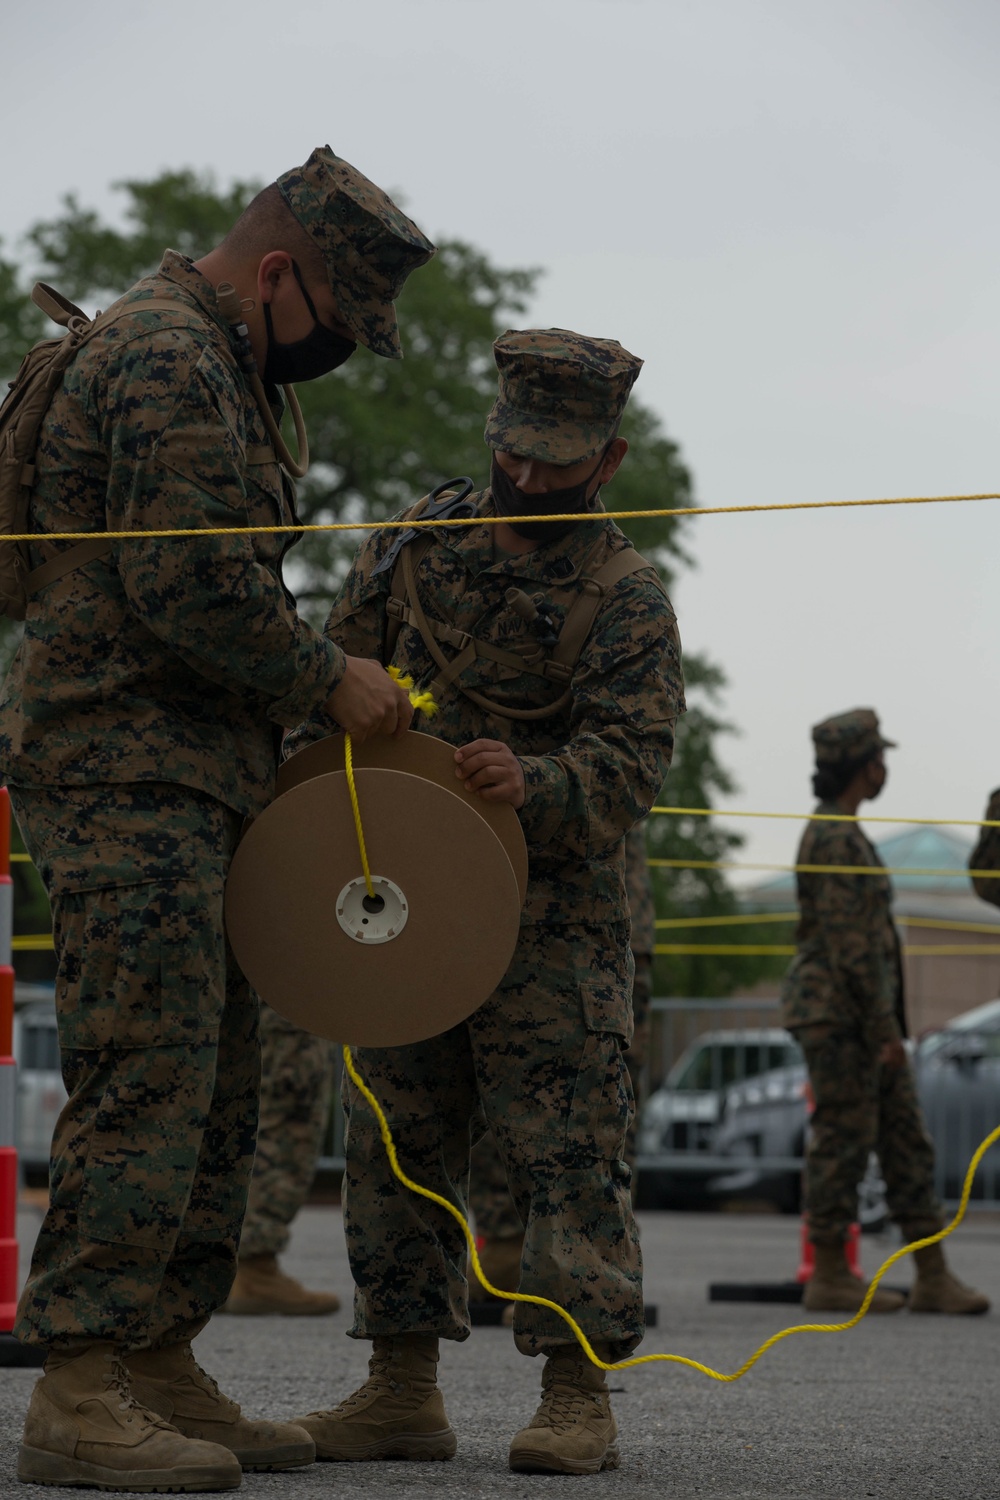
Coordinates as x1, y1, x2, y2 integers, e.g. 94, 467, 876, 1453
534, 1377, 602, 1434
102, 1356, 173, 1431
103, 1356, 137, 1413
311, 1355, 399, 1418
184, 1350, 222, 1398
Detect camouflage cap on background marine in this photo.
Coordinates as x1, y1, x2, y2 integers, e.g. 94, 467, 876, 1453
812, 708, 897, 767
276, 145, 435, 359
484, 329, 643, 463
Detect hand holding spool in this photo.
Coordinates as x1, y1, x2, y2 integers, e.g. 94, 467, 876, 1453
225, 710, 526, 1047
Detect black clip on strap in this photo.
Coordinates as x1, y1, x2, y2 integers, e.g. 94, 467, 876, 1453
372, 477, 476, 578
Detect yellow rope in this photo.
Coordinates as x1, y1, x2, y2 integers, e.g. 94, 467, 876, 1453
342, 1041, 1000, 1381
896, 915, 1000, 935
342, 669, 439, 900
9, 904, 993, 956
649, 857, 1000, 880
654, 913, 1000, 935
2, 487, 998, 546
650, 805, 1000, 831
656, 943, 797, 957
343, 733, 375, 900
655, 942, 1000, 958
656, 912, 799, 929
386, 665, 438, 721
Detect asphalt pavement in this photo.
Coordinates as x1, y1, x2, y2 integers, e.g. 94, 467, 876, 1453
2, 1199, 998, 1499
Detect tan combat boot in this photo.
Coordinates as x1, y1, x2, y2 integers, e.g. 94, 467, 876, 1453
907, 1242, 991, 1315
126, 1342, 314, 1471
221, 1253, 340, 1316
17, 1343, 242, 1492
294, 1334, 456, 1462
802, 1241, 905, 1313
508, 1344, 620, 1475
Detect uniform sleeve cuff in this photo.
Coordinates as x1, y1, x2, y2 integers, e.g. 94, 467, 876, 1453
268, 640, 346, 728
516, 756, 568, 846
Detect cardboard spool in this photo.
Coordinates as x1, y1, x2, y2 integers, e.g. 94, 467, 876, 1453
226, 738, 526, 1048
275, 731, 528, 904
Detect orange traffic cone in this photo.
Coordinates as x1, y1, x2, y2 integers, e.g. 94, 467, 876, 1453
796, 1218, 863, 1283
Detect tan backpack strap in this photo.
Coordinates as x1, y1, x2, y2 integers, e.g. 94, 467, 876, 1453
31, 282, 88, 328
23, 294, 267, 600
398, 541, 574, 722
387, 532, 654, 725
31, 286, 192, 332
383, 496, 434, 661
400, 541, 475, 691
550, 546, 653, 671
26, 537, 113, 596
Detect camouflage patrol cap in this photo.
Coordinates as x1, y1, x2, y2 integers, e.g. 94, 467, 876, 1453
812, 709, 897, 767
484, 329, 643, 463
276, 146, 435, 359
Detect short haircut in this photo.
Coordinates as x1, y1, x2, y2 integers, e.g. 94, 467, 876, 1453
222, 183, 329, 287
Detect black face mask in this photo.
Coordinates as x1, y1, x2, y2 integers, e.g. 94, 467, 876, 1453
489, 451, 606, 542
262, 261, 357, 385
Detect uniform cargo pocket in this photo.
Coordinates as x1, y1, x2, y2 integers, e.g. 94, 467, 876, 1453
580, 979, 633, 1046
54, 877, 225, 1051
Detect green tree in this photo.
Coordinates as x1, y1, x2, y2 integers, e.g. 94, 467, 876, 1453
0, 170, 777, 996
0, 245, 44, 378
646, 657, 787, 1000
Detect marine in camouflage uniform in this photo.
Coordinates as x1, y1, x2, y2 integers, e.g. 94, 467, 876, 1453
969, 787, 1000, 911
0, 147, 434, 1488
288, 330, 685, 1473
468, 820, 654, 1291
781, 710, 988, 1317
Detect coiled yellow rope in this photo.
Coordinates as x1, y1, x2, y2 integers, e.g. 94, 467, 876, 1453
342, 1041, 1000, 1381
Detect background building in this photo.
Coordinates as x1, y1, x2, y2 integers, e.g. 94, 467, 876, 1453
742, 826, 1000, 1033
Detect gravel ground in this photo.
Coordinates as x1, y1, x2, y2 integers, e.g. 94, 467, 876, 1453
2, 1199, 998, 1498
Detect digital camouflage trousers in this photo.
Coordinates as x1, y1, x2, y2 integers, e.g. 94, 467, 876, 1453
794, 1023, 943, 1244
342, 922, 642, 1359
469, 946, 652, 1236
239, 1002, 337, 1258
9, 781, 258, 1351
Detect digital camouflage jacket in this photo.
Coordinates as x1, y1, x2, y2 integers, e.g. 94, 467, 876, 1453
969, 787, 1000, 909
0, 252, 344, 816
287, 490, 685, 925
624, 822, 654, 958
781, 802, 904, 1044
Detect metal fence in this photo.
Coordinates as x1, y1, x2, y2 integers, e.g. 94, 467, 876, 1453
319, 995, 1000, 1210
634, 997, 806, 1179
634, 997, 1000, 1209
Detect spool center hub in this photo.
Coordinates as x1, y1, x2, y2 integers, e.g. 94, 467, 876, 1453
336, 875, 408, 943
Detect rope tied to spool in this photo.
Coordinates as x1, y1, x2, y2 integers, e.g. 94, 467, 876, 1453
342, 667, 439, 899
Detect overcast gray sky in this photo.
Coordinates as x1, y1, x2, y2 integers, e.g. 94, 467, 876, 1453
4, 0, 998, 877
